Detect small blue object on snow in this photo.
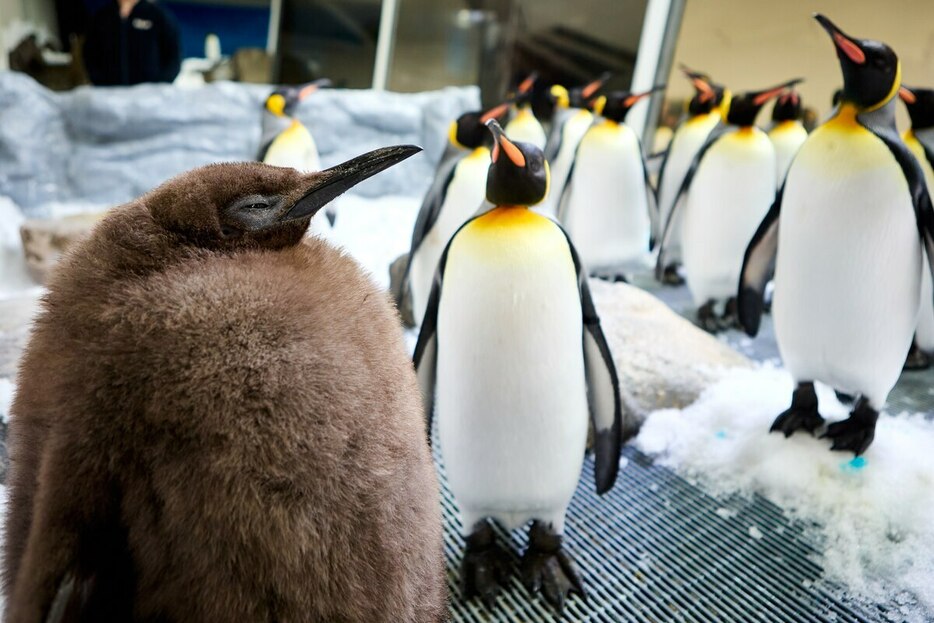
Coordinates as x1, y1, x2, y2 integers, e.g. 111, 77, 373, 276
715, 430, 728, 440
841, 456, 867, 472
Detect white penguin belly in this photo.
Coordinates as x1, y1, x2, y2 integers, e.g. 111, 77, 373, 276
769, 121, 808, 188
681, 129, 776, 305
905, 135, 934, 351
562, 122, 651, 271
436, 209, 588, 532
409, 150, 489, 325
773, 122, 920, 406
539, 110, 593, 216
657, 113, 721, 262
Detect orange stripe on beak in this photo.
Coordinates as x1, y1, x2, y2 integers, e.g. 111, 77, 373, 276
500, 137, 526, 167
518, 73, 537, 94
581, 73, 610, 99
834, 32, 866, 64
480, 103, 510, 123
753, 85, 788, 106
299, 84, 319, 100
899, 86, 917, 104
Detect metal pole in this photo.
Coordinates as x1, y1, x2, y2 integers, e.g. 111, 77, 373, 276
266, 0, 283, 56
626, 0, 681, 142
372, 0, 400, 91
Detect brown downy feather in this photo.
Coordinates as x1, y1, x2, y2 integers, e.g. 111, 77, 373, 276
4, 159, 447, 622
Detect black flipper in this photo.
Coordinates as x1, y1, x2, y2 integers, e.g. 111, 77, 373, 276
737, 184, 784, 337
396, 151, 463, 308
858, 103, 934, 304
637, 136, 660, 249
557, 227, 625, 494
655, 123, 731, 280
555, 157, 576, 224
544, 111, 566, 162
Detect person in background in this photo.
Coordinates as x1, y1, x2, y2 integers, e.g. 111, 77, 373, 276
83, 0, 181, 86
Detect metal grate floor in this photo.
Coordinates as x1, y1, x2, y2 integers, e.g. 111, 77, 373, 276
440, 273, 933, 622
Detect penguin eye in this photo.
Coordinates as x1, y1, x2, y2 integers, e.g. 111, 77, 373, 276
245, 202, 268, 211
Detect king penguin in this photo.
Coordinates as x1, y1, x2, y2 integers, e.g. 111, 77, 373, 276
898, 85, 934, 369
504, 73, 548, 150
768, 88, 809, 188
658, 78, 801, 331
258, 79, 335, 236
654, 66, 730, 285
400, 102, 509, 326
414, 119, 626, 610
558, 88, 662, 281
538, 73, 610, 216
738, 15, 934, 455
3, 147, 449, 621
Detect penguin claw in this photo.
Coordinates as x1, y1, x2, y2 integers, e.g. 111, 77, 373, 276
460, 530, 511, 609
520, 523, 586, 611
820, 397, 878, 456
770, 408, 824, 437
661, 265, 685, 286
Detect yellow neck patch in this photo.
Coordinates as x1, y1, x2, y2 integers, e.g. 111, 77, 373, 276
467, 206, 552, 233
826, 103, 862, 132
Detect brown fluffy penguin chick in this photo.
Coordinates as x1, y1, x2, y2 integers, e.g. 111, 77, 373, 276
3, 146, 449, 623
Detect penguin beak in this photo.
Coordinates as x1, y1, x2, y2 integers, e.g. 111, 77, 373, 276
480, 102, 510, 123
283, 145, 422, 221
485, 119, 526, 167
581, 72, 612, 99
680, 64, 715, 102
623, 85, 666, 108
899, 86, 917, 104
518, 72, 538, 95
815, 14, 866, 65
751, 79, 804, 106
298, 78, 332, 100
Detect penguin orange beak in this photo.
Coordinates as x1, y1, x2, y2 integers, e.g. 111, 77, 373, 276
284, 145, 422, 221
480, 102, 510, 123
680, 64, 715, 102
623, 85, 666, 108
485, 119, 526, 167
581, 72, 612, 99
899, 86, 917, 104
518, 72, 538, 95
752, 79, 804, 106
299, 78, 332, 100
815, 14, 866, 65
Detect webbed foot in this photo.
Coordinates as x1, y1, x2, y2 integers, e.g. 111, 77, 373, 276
903, 341, 930, 371
821, 397, 878, 455
460, 522, 511, 609
770, 382, 824, 437
520, 522, 585, 611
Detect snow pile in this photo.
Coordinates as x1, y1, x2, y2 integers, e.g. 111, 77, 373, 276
0, 197, 38, 300
329, 194, 419, 290
0, 378, 13, 424
637, 365, 934, 615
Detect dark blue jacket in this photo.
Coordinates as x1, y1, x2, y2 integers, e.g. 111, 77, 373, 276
84, 0, 181, 86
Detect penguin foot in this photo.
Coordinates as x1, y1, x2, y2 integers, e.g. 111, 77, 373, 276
721, 297, 742, 330
771, 382, 823, 437
592, 270, 628, 283
834, 390, 856, 405
661, 264, 684, 286
821, 397, 878, 455
520, 521, 586, 611
460, 522, 511, 609
696, 300, 722, 333
903, 341, 931, 371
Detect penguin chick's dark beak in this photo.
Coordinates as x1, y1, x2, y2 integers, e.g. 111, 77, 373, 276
899, 86, 917, 104
815, 14, 866, 65
284, 145, 422, 221
485, 119, 526, 167
752, 78, 804, 106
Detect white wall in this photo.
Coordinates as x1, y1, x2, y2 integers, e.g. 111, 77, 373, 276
667, 0, 934, 126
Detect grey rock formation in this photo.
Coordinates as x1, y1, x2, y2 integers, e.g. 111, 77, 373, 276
589, 279, 752, 425
0, 72, 479, 215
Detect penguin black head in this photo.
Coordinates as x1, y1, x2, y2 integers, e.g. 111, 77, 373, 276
815, 14, 899, 111
899, 86, 934, 131
148, 145, 420, 249
771, 89, 803, 122
726, 79, 803, 126
593, 86, 665, 123
448, 103, 510, 150
264, 78, 332, 117
680, 65, 727, 116
484, 119, 548, 206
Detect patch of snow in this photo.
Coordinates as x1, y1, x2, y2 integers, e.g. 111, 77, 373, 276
748, 525, 764, 540
0, 197, 39, 301
327, 194, 419, 291
715, 507, 737, 520
0, 378, 13, 424
637, 365, 934, 616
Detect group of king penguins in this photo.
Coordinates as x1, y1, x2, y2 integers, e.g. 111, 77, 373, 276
387, 12, 934, 612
